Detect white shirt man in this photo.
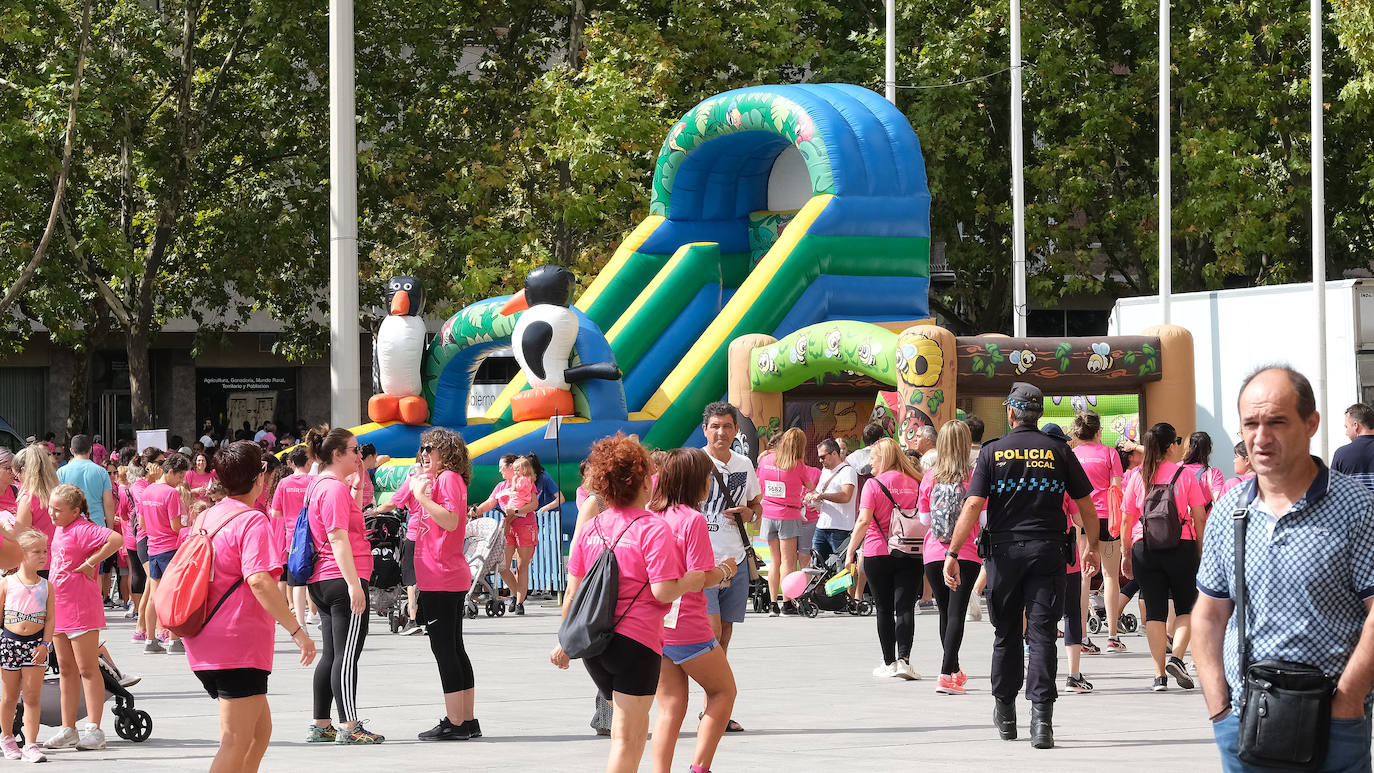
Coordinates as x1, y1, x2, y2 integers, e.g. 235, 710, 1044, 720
808, 438, 857, 563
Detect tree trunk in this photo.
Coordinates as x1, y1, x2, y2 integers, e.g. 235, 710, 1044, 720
65, 346, 91, 438
126, 329, 152, 429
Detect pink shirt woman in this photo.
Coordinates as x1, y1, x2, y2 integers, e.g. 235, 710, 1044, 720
756, 453, 811, 522
182, 500, 281, 673
917, 469, 980, 564
412, 470, 471, 593
1122, 460, 1209, 542
305, 476, 373, 584
1074, 441, 1124, 522
51, 517, 116, 636
658, 504, 716, 647
857, 469, 921, 558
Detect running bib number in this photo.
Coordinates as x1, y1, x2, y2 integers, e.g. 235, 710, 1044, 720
664, 598, 681, 629
764, 480, 786, 499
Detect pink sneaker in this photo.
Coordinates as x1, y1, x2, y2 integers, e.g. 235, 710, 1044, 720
1, 734, 21, 760
935, 674, 966, 695
954, 670, 968, 688
131, 631, 148, 643
20, 743, 45, 763
156, 630, 170, 643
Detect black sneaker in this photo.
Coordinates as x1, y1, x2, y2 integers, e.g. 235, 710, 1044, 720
515, 603, 525, 616
781, 601, 799, 616
768, 602, 780, 617
1166, 656, 1195, 689
418, 718, 471, 742
461, 719, 482, 738
1151, 675, 1168, 692
508, 599, 518, 613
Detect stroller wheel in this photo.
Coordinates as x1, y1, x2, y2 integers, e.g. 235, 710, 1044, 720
495, 602, 506, 618
466, 604, 478, 619
803, 602, 819, 618
1087, 615, 1102, 635
115, 709, 152, 742
1121, 613, 1139, 633
858, 600, 873, 616
388, 607, 401, 634
485, 601, 496, 617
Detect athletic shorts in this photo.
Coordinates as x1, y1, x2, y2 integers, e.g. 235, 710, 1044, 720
136, 537, 150, 565
704, 566, 748, 623
761, 517, 802, 541
0, 630, 43, 671
662, 638, 718, 666
148, 550, 177, 580
1099, 519, 1119, 543
195, 667, 270, 700
583, 633, 660, 699
507, 521, 538, 549
797, 519, 817, 552
400, 538, 417, 587
100, 555, 117, 573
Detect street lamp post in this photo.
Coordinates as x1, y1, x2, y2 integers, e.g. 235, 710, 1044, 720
329, 0, 361, 428
1011, 0, 1027, 337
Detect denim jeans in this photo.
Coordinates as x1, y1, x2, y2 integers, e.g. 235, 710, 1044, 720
1212, 711, 1373, 773
812, 528, 851, 564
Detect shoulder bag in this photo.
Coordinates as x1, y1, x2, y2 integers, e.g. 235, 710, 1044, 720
712, 467, 761, 582
1234, 485, 1336, 770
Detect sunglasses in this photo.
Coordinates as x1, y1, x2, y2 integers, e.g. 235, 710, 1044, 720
346, 445, 360, 455
419, 445, 433, 454
1172, 437, 1184, 446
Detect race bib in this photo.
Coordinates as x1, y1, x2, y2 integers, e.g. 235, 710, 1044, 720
764, 480, 786, 499
664, 598, 681, 629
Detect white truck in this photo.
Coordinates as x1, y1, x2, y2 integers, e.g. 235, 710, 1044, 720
1110, 278, 1374, 465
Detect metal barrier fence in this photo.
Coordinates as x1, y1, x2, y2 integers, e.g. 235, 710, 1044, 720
489, 511, 568, 594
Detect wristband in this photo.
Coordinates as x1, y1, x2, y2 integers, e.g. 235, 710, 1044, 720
289, 626, 303, 637
1209, 707, 1231, 722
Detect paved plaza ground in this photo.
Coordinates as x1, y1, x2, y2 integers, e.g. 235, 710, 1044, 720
41, 598, 1217, 771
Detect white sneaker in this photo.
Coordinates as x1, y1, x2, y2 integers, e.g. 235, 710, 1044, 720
872, 662, 896, 678
967, 602, 983, 621
75, 724, 105, 751
43, 726, 78, 749
20, 743, 45, 763
893, 660, 921, 680
307, 612, 321, 626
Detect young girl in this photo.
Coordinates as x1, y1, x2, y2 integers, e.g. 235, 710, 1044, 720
44, 484, 122, 752
471, 455, 538, 614
0, 530, 55, 763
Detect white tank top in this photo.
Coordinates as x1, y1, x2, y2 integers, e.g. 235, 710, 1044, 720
4, 575, 48, 627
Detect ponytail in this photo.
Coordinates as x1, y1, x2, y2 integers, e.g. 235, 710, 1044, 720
1141, 422, 1177, 488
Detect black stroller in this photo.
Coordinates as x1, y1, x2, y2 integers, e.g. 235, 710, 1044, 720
13, 651, 152, 744
363, 511, 409, 632
799, 553, 872, 617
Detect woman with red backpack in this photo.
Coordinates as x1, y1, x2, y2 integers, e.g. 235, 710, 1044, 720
919, 421, 980, 694
846, 438, 924, 681
1121, 422, 1209, 693
180, 441, 316, 772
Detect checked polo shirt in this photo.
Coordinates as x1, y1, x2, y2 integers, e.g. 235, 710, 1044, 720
1197, 458, 1374, 710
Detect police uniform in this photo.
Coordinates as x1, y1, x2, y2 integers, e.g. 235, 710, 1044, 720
969, 401, 1092, 707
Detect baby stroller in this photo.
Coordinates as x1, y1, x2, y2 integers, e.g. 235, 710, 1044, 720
1087, 588, 1139, 635
13, 650, 151, 744
363, 511, 408, 633
464, 517, 507, 619
797, 553, 873, 617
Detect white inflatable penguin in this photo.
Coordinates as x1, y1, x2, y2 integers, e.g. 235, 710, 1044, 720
500, 266, 620, 421
367, 275, 429, 425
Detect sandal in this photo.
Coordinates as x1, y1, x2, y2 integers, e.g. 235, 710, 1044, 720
725, 719, 744, 733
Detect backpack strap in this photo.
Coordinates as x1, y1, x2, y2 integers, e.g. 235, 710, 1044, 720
193, 500, 259, 628
591, 514, 653, 630
870, 479, 900, 541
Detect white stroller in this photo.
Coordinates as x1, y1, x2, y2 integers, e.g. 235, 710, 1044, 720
464, 517, 508, 618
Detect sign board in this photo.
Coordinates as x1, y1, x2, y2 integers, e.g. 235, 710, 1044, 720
135, 429, 169, 452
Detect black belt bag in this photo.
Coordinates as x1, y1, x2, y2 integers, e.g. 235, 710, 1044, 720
1233, 489, 1335, 771
983, 528, 1073, 563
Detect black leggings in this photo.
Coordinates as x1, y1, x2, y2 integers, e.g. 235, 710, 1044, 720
1062, 571, 1083, 647
1131, 540, 1200, 622
127, 549, 147, 596
924, 559, 979, 674
418, 590, 474, 693
864, 553, 923, 663
308, 578, 370, 722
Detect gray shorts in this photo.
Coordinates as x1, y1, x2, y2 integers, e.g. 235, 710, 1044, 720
797, 519, 817, 551
761, 517, 802, 541
705, 567, 748, 623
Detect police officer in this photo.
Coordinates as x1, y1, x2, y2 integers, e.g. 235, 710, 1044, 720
943, 382, 1099, 749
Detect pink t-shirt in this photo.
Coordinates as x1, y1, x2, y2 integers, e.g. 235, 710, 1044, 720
496, 478, 537, 528
858, 470, 921, 558
412, 471, 472, 592
391, 476, 421, 540
270, 472, 316, 562
1221, 473, 1255, 496
51, 518, 114, 634
757, 454, 811, 521
185, 470, 216, 503
1122, 461, 1209, 542
138, 481, 184, 555
658, 504, 716, 646
917, 469, 981, 564
0, 486, 15, 517
305, 476, 373, 584
183, 501, 280, 672
1073, 442, 1123, 520
566, 506, 685, 654
348, 470, 375, 508
20, 492, 55, 570
1182, 463, 1225, 501
115, 484, 136, 550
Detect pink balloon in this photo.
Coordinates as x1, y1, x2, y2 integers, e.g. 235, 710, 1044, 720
781, 570, 810, 600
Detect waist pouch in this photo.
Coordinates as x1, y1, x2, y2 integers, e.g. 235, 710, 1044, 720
1238, 659, 1335, 770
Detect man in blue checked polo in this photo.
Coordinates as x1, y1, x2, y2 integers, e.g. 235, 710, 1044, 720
942, 381, 1099, 749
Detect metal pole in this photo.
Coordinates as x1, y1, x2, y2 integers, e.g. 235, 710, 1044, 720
1010, 0, 1027, 337
885, 0, 896, 104
1312, 0, 1328, 456
329, 0, 361, 428
1159, 0, 1171, 324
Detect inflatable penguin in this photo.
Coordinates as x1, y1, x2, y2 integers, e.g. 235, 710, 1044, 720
500, 266, 621, 421
367, 276, 430, 425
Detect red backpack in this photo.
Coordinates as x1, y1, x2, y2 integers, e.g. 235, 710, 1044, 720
153, 502, 254, 637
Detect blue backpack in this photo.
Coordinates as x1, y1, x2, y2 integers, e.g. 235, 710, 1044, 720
286, 479, 325, 585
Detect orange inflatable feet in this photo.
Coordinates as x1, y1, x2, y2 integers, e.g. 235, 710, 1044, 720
511, 387, 575, 422
368, 394, 399, 423
398, 395, 429, 425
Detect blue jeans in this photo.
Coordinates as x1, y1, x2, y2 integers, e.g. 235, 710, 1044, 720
1212, 712, 1373, 772
812, 528, 851, 564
